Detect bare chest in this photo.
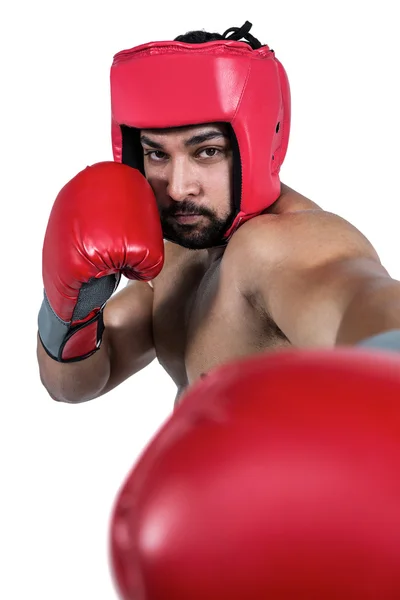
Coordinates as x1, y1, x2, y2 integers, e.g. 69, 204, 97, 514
152, 253, 290, 390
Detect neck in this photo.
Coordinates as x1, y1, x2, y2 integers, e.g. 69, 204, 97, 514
206, 245, 226, 265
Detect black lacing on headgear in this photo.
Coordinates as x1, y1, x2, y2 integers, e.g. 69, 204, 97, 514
223, 21, 262, 49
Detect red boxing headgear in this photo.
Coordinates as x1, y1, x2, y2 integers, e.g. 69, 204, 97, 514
110, 23, 291, 242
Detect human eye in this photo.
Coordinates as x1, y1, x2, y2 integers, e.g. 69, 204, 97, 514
196, 147, 223, 159
143, 150, 168, 162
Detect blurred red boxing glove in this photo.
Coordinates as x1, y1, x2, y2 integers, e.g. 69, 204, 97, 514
38, 161, 164, 362
109, 348, 400, 600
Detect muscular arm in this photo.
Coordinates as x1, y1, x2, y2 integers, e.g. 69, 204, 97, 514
230, 209, 400, 347
37, 281, 155, 403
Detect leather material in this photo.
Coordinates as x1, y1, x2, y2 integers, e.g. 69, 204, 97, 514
40, 161, 164, 360
109, 348, 400, 599
110, 40, 290, 240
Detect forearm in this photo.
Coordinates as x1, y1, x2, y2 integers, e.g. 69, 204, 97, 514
336, 277, 400, 346
37, 332, 111, 403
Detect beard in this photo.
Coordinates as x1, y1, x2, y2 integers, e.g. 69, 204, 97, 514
159, 200, 236, 249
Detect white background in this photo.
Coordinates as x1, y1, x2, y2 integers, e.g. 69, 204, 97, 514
1, 1, 399, 598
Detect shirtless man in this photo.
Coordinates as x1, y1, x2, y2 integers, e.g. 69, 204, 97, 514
36, 22, 400, 407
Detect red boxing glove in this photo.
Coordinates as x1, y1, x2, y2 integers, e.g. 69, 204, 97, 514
38, 161, 163, 362
110, 348, 400, 599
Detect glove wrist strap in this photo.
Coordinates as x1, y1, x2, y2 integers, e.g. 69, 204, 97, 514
38, 292, 104, 362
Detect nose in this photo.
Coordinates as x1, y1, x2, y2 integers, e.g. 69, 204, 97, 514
166, 158, 200, 201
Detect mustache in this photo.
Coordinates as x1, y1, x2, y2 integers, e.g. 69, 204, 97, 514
161, 201, 214, 219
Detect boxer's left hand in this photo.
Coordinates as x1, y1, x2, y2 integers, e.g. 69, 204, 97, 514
109, 347, 400, 600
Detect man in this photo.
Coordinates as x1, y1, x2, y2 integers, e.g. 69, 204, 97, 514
36, 21, 400, 407
37, 22, 400, 599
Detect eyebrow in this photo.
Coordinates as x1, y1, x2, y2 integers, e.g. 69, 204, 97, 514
184, 130, 229, 147
140, 130, 229, 150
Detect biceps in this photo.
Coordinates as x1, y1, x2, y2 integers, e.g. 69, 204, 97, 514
267, 258, 388, 347
102, 281, 156, 386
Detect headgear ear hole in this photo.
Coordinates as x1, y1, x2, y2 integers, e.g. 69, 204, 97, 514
276, 122, 280, 134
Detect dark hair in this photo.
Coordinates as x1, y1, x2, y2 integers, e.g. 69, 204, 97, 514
174, 21, 263, 50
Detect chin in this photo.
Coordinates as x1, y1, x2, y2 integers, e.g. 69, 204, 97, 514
162, 214, 233, 249
168, 231, 226, 250
161, 226, 207, 249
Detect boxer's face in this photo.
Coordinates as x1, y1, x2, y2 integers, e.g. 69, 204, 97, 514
141, 123, 235, 249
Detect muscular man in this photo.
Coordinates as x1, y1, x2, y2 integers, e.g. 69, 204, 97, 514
37, 21, 400, 407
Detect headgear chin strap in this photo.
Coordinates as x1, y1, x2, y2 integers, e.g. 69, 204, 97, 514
110, 22, 291, 244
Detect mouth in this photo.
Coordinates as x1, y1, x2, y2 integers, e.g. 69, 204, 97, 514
174, 214, 204, 224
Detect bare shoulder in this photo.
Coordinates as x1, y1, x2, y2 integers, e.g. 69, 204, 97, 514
224, 189, 383, 287
269, 182, 324, 213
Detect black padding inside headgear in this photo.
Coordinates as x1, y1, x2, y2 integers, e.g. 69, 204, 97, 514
121, 125, 145, 175
229, 126, 242, 215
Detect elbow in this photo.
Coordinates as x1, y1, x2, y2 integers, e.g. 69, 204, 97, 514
46, 388, 80, 404
39, 376, 71, 404
38, 371, 93, 404
45, 387, 95, 404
